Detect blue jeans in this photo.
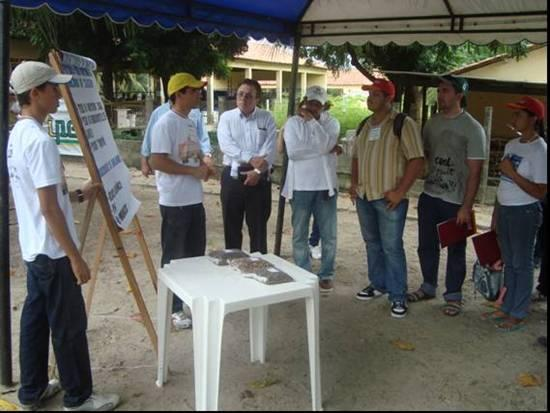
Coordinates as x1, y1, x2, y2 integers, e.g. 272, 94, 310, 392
19, 255, 93, 408
356, 196, 409, 302
417, 193, 466, 302
290, 191, 337, 280
498, 203, 543, 319
309, 220, 320, 247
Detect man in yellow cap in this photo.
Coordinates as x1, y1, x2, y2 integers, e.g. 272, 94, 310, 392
149, 72, 211, 330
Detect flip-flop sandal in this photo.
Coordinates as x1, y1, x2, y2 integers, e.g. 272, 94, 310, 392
496, 320, 526, 332
481, 311, 508, 322
442, 301, 463, 316
407, 289, 435, 302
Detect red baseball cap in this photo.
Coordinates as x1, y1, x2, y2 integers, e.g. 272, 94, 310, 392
362, 79, 396, 100
506, 96, 546, 120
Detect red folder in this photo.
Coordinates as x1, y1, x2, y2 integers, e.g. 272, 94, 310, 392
472, 230, 502, 267
437, 212, 477, 248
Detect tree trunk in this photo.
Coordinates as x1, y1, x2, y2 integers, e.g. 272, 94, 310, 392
160, 75, 170, 103
403, 86, 422, 121
102, 61, 114, 101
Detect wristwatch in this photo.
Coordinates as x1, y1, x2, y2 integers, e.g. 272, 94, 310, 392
75, 189, 85, 203
253, 168, 262, 175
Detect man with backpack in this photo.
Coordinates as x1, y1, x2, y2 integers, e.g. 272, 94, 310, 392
350, 79, 425, 318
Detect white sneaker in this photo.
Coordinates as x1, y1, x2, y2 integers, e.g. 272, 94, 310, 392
310, 245, 322, 260
171, 311, 192, 330
20, 379, 62, 410
64, 393, 120, 411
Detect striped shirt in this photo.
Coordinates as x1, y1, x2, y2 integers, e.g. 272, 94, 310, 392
352, 111, 424, 201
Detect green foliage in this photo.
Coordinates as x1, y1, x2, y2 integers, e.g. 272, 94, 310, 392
10, 8, 247, 98
271, 95, 370, 137
112, 128, 144, 141
126, 27, 247, 84
302, 41, 531, 75
328, 95, 371, 136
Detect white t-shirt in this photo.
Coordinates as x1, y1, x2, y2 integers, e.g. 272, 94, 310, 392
497, 137, 547, 206
151, 110, 203, 207
7, 118, 80, 262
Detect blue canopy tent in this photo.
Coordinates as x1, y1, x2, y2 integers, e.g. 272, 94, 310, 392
1, 0, 547, 386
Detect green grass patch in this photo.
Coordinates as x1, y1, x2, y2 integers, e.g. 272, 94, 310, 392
271, 95, 370, 137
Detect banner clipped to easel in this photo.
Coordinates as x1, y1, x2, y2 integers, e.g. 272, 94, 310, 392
56, 51, 140, 229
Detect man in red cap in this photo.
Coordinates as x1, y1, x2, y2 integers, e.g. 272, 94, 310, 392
408, 75, 487, 317
350, 78, 425, 318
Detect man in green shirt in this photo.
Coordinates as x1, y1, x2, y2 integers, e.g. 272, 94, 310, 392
408, 75, 487, 316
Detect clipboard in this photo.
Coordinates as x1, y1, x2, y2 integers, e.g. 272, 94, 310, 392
437, 211, 477, 248
472, 230, 502, 267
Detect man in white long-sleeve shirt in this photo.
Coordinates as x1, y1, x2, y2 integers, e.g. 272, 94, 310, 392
217, 79, 277, 253
282, 86, 341, 293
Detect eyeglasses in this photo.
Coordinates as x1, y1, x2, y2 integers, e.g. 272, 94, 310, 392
237, 91, 256, 100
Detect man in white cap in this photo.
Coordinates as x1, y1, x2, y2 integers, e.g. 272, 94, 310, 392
8, 61, 119, 411
282, 85, 341, 293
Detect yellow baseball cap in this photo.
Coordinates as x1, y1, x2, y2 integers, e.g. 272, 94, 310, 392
167, 73, 207, 98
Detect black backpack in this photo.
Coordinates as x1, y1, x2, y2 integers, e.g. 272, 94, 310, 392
355, 112, 408, 140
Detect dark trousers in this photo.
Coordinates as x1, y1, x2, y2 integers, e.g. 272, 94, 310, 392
160, 203, 206, 312
220, 166, 271, 254
417, 193, 467, 302
19, 255, 92, 408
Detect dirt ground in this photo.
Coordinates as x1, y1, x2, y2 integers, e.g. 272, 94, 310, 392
1, 158, 547, 411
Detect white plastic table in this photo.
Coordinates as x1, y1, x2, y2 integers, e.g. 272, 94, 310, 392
155, 253, 322, 411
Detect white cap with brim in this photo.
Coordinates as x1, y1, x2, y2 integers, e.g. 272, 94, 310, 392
10, 61, 72, 94
305, 85, 328, 105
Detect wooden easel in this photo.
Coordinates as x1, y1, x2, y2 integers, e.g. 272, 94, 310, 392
49, 51, 158, 354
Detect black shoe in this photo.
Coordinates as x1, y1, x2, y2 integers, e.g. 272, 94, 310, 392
391, 301, 408, 318
537, 336, 547, 348
356, 285, 384, 301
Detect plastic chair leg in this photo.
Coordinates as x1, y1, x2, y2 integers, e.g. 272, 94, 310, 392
249, 306, 268, 363
156, 280, 173, 387
305, 293, 322, 411
192, 297, 226, 411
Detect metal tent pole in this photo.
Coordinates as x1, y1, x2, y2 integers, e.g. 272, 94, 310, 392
0, 0, 13, 388
274, 33, 301, 256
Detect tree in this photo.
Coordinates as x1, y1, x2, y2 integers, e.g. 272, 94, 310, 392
126, 27, 247, 98
10, 8, 247, 100
302, 41, 530, 118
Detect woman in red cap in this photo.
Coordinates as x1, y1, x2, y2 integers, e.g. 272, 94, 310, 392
485, 96, 547, 331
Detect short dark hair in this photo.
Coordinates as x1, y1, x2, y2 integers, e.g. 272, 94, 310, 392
16, 82, 48, 107
169, 86, 197, 104
237, 79, 262, 99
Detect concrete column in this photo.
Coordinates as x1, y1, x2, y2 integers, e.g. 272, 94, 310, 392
300, 72, 307, 98
207, 73, 215, 125
245, 67, 253, 79
276, 70, 283, 103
